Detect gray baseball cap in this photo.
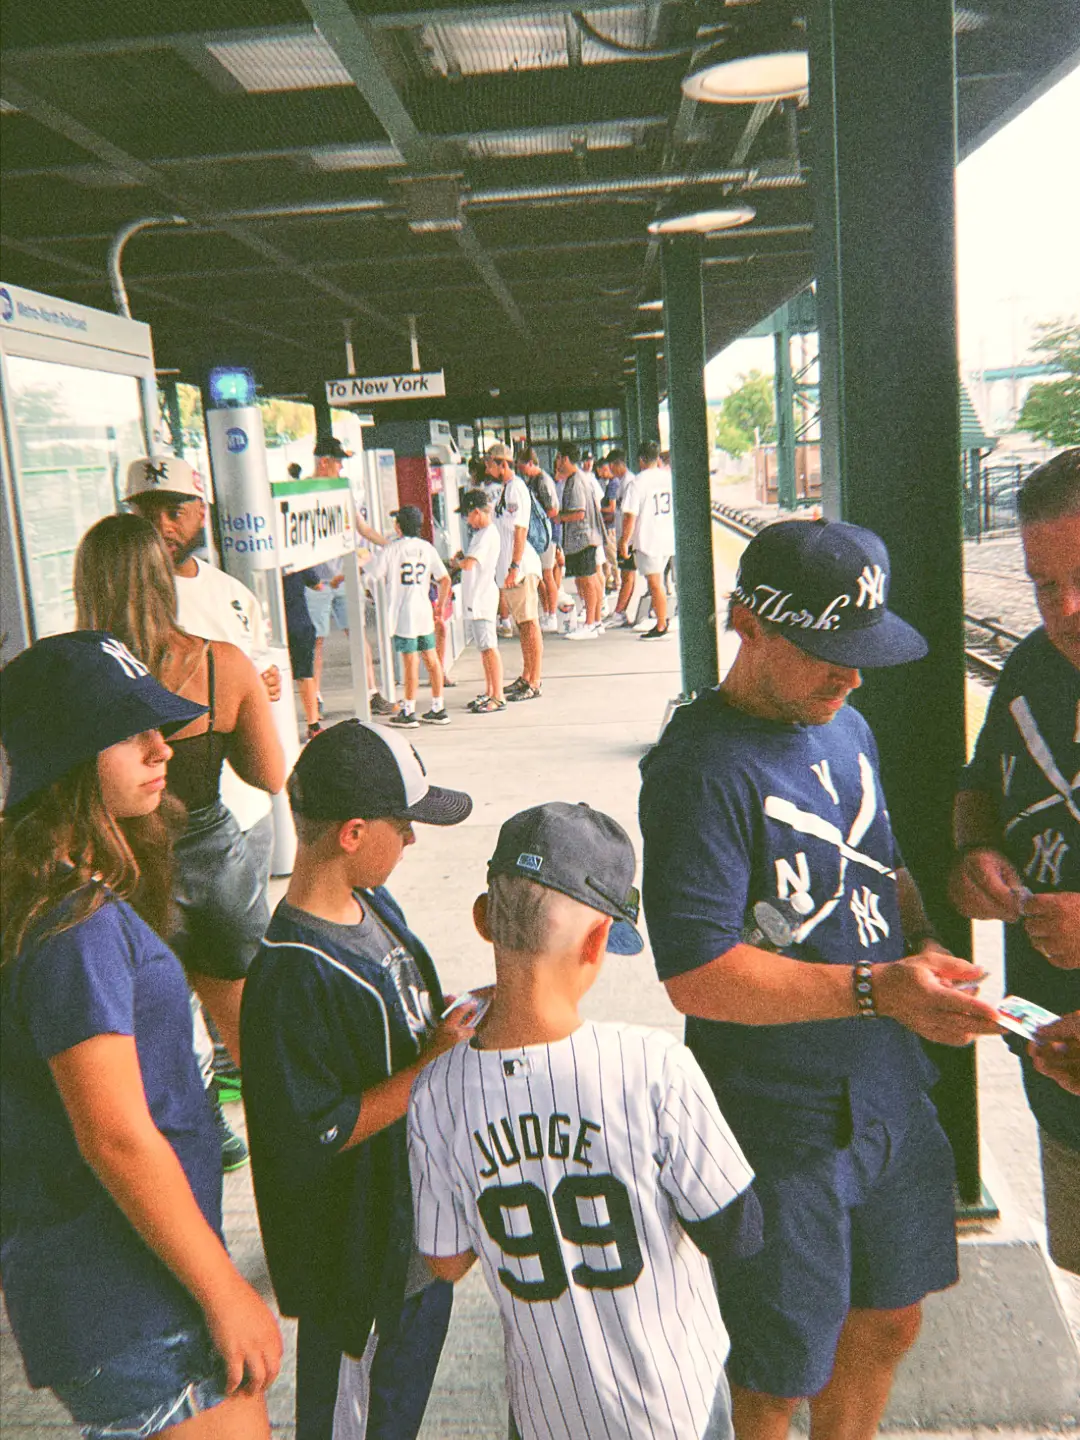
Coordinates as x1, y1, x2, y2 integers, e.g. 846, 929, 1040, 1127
487, 801, 643, 955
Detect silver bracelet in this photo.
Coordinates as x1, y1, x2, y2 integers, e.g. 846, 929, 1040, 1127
853, 962, 877, 1017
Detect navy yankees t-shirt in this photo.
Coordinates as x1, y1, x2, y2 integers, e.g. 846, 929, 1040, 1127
963, 627, 1079, 1147
640, 690, 935, 1140
1, 895, 220, 1387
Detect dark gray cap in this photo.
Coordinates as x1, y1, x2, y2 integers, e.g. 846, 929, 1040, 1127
487, 801, 643, 954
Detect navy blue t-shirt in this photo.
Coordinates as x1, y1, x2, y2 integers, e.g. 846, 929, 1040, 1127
962, 627, 1080, 1147
640, 690, 935, 1140
1, 895, 221, 1387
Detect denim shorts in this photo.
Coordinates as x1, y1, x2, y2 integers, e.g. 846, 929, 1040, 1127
51, 1327, 227, 1439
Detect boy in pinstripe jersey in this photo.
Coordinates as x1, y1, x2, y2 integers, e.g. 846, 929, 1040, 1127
408, 802, 762, 1440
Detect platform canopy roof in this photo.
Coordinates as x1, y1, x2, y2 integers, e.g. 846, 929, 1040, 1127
1, 2, 1075, 411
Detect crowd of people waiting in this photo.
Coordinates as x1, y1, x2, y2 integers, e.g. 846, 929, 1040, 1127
0, 447, 1076, 1440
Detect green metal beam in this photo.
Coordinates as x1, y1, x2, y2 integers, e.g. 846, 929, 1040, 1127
661, 235, 717, 697
773, 304, 797, 510
809, 0, 985, 1209
635, 338, 660, 447
623, 382, 641, 471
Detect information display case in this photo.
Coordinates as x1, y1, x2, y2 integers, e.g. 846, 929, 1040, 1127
0, 282, 157, 655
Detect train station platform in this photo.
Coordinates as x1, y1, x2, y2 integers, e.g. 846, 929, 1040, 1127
3, 534, 1077, 1438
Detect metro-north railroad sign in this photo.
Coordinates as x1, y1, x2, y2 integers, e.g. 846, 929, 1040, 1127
326, 370, 446, 403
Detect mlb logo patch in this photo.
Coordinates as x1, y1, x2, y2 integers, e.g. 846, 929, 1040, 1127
516, 852, 543, 872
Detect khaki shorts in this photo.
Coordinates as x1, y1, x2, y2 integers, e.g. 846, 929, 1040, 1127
1040, 1126, 1080, 1274
502, 573, 540, 625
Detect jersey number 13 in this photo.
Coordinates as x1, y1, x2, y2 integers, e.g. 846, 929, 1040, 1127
477, 1174, 643, 1303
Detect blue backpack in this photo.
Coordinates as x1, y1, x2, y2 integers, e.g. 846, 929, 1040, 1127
497, 480, 552, 558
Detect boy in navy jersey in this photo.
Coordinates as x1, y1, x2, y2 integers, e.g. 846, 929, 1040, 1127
241, 721, 477, 1440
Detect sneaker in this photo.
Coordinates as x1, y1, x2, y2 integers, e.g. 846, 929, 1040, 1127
210, 1091, 249, 1172
641, 623, 670, 639
603, 611, 629, 629
565, 623, 601, 640
421, 708, 450, 725
388, 710, 419, 728
506, 683, 541, 702
317, 690, 325, 715
497, 619, 513, 638
305, 721, 323, 742
471, 695, 506, 714
211, 1054, 242, 1105
540, 613, 559, 634
369, 692, 398, 717
443, 675, 457, 688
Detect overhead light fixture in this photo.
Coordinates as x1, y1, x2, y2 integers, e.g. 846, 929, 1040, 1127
633, 330, 664, 340
647, 206, 755, 235
681, 24, 808, 104
637, 299, 663, 311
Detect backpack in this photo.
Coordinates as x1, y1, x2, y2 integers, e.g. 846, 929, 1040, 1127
497, 480, 552, 558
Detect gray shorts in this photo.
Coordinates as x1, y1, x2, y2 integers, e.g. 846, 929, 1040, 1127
468, 618, 498, 651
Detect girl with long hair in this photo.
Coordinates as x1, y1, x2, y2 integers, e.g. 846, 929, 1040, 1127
0, 631, 282, 1438
74, 513, 285, 1065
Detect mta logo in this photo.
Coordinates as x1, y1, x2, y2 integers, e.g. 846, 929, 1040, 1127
225, 427, 248, 454
0, 287, 13, 323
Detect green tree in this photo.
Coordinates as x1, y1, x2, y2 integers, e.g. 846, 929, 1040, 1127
714, 370, 776, 457
1017, 320, 1080, 446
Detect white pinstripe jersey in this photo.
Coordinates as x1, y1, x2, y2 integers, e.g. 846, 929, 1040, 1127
408, 1021, 754, 1440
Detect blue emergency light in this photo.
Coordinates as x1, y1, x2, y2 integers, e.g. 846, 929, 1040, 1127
208, 366, 256, 409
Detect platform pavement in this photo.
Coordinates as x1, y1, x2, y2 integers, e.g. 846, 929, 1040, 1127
3, 539, 1078, 1437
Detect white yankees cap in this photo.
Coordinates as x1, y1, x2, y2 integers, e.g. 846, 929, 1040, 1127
287, 719, 472, 826
125, 455, 206, 501
732, 519, 927, 668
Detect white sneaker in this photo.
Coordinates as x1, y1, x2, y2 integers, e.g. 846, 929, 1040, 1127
566, 622, 601, 641
603, 611, 629, 629
540, 613, 559, 634
497, 619, 513, 638
634, 615, 656, 633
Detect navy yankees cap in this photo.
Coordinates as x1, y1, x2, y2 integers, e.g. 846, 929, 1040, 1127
1, 631, 207, 812
488, 801, 644, 955
456, 489, 491, 515
288, 719, 472, 826
732, 519, 927, 668
391, 505, 425, 537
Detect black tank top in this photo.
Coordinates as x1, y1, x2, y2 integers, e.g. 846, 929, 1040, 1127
167, 646, 230, 811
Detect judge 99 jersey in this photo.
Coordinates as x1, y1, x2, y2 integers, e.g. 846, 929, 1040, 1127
408, 1021, 754, 1440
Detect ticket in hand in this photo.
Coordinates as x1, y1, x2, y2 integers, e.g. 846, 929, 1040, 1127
996, 994, 1060, 1041
441, 990, 492, 1024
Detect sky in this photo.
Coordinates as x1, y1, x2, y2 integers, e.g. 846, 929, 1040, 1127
703, 62, 1080, 402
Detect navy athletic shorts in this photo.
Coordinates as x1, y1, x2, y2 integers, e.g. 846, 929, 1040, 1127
712, 1092, 959, 1399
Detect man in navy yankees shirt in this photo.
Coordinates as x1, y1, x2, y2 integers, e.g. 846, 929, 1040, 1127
949, 448, 1080, 1274
640, 519, 1002, 1440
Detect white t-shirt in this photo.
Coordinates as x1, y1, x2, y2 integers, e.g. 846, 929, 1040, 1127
364, 536, 447, 639
175, 557, 268, 653
461, 523, 501, 622
622, 467, 675, 558
174, 558, 271, 830
613, 468, 636, 529
492, 477, 542, 587
410, 1021, 754, 1440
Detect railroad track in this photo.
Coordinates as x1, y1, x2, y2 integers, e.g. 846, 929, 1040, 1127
710, 502, 1019, 680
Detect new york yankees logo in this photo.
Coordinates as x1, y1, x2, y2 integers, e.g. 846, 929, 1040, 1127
850, 887, 890, 946
855, 564, 886, 610
1025, 829, 1069, 887
100, 637, 149, 679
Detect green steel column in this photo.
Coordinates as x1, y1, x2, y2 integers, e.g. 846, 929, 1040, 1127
774, 305, 797, 510
162, 378, 185, 459
809, 0, 988, 1210
309, 385, 334, 441
661, 235, 718, 697
623, 382, 641, 469
635, 339, 661, 448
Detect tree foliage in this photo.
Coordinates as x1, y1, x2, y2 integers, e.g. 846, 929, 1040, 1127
1017, 320, 1080, 447
713, 370, 776, 457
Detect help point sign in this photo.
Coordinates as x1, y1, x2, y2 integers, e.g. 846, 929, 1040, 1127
326, 369, 446, 404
